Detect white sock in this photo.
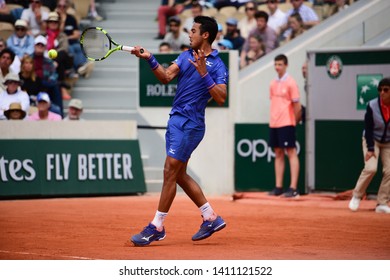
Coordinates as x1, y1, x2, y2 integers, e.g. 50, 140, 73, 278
151, 210, 167, 231
199, 202, 217, 221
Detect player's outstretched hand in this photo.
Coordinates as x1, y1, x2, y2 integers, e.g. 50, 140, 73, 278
189, 49, 207, 76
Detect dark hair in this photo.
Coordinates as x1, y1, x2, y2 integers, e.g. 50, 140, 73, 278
289, 12, 303, 24
378, 77, 390, 89
246, 1, 258, 9
254, 10, 269, 22
194, 16, 218, 44
159, 42, 171, 48
274, 54, 288, 65
0, 48, 15, 63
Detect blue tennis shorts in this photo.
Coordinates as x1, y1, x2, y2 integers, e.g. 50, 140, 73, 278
165, 114, 205, 162
269, 126, 296, 148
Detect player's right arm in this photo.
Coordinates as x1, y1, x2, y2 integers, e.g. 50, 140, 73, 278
132, 46, 179, 84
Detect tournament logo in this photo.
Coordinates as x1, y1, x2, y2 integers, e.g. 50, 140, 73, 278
326, 55, 343, 79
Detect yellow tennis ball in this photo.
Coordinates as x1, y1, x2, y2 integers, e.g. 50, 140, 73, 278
48, 49, 57, 59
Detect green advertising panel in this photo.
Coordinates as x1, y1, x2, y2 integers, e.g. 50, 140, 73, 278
0, 140, 146, 198
139, 52, 229, 107
234, 124, 306, 194
356, 74, 382, 110
315, 120, 381, 192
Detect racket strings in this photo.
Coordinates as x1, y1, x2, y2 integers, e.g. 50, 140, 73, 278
82, 29, 111, 60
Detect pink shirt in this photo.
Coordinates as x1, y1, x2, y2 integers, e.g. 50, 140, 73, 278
28, 111, 62, 121
269, 73, 300, 128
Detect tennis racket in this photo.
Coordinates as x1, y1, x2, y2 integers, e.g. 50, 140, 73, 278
80, 27, 144, 61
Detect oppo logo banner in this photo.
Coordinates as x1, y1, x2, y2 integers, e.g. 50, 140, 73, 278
236, 138, 301, 163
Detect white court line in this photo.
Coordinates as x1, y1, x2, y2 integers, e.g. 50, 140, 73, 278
0, 250, 99, 260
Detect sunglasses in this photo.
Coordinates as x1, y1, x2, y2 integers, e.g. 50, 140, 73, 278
15, 27, 26, 31
57, 4, 67, 8
378, 87, 390, 93
35, 43, 45, 47
245, 7, 255, 11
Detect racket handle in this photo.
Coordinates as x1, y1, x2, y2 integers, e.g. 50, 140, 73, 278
122, 45, 144, 54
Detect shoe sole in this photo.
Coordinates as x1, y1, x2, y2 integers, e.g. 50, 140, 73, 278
131, 234, 166, 247
375, 209, 390, 214
192, 222, 226, 241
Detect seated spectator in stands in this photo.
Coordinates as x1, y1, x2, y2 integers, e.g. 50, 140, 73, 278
56, 0, 94, 78
162, 16, 190, 51
42, 11, 74, 100
237, 1, 257, 40
159, 42, 173, 53
0, 38, 20, 74
266, 0, 286, 36
224, 17, 245, 52
63, 98, 83, 120
212, 23, 224, 50
330, 0, 349, 16
7, 20, 35, 59
4, 102, 26, 120
217, 38, 233, 51
280, 0, 319, 39
155, 0, 193, 39
0, 48, 16, 91
0, 72, 29, 120
240, 34, 265, 69
21, 0, 49, 36
183, 2, 203, 33
32, 35, 63, 116
213, 0, 250, 10
19, 55, 42, 102
241, 10, 278, 58
283, 12, 306, 43
28, 91, 62, 120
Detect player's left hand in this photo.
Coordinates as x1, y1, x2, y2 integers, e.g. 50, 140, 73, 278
189, 49, 207, 76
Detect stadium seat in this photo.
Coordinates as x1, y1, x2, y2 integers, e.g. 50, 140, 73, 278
0, 22, 15, 40
219, 6, 237, 18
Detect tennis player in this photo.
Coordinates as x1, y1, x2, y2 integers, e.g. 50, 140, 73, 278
130, 16, 228, 246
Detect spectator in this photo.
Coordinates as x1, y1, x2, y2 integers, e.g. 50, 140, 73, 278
0, 72, 29, 120
155, 0, 192, 39
281, 0, 319, 39
159, 42, 173, 53
348, 77, 390, 214
0, 38, 20, 74
284, 12, 306, 43
28, 91, 62, 120
330, 0, 349, 16
32, 35, 63, 116
7, 19, 35, 59
56, 0, 94, 78
20, 0, 49, 36
162, 16, 190, 51
63, 98, 83, 120
183, 2, 203, 33
4, 102, 26, 120
19, 55, 42, 102
237, 1, 257, 40
0, 0, 19, 24
240, 10, 278, 63
89, 0, 103, 21
224, 17, 245, 51
42, 11, 73, 100
217, 38, 233, 50
266, 0, 286, 36
0, 48, 16, 91
211, 23, 224, 50
240, 34, 265, 69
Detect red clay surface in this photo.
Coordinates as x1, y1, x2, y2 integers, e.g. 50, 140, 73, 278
0, 192, 389, 260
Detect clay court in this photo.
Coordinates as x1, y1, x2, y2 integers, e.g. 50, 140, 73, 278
0, 192, 389, 260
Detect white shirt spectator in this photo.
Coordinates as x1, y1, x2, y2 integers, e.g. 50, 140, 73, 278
0, 88, 29, 120
21, 6, 49, 36
268, 8, 286, 35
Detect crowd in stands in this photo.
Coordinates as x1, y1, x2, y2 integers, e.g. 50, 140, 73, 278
155, 0, 352, 68
0, 0, 101, 121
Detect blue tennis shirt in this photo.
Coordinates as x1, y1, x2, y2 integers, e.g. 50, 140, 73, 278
170, 49, 228, 126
